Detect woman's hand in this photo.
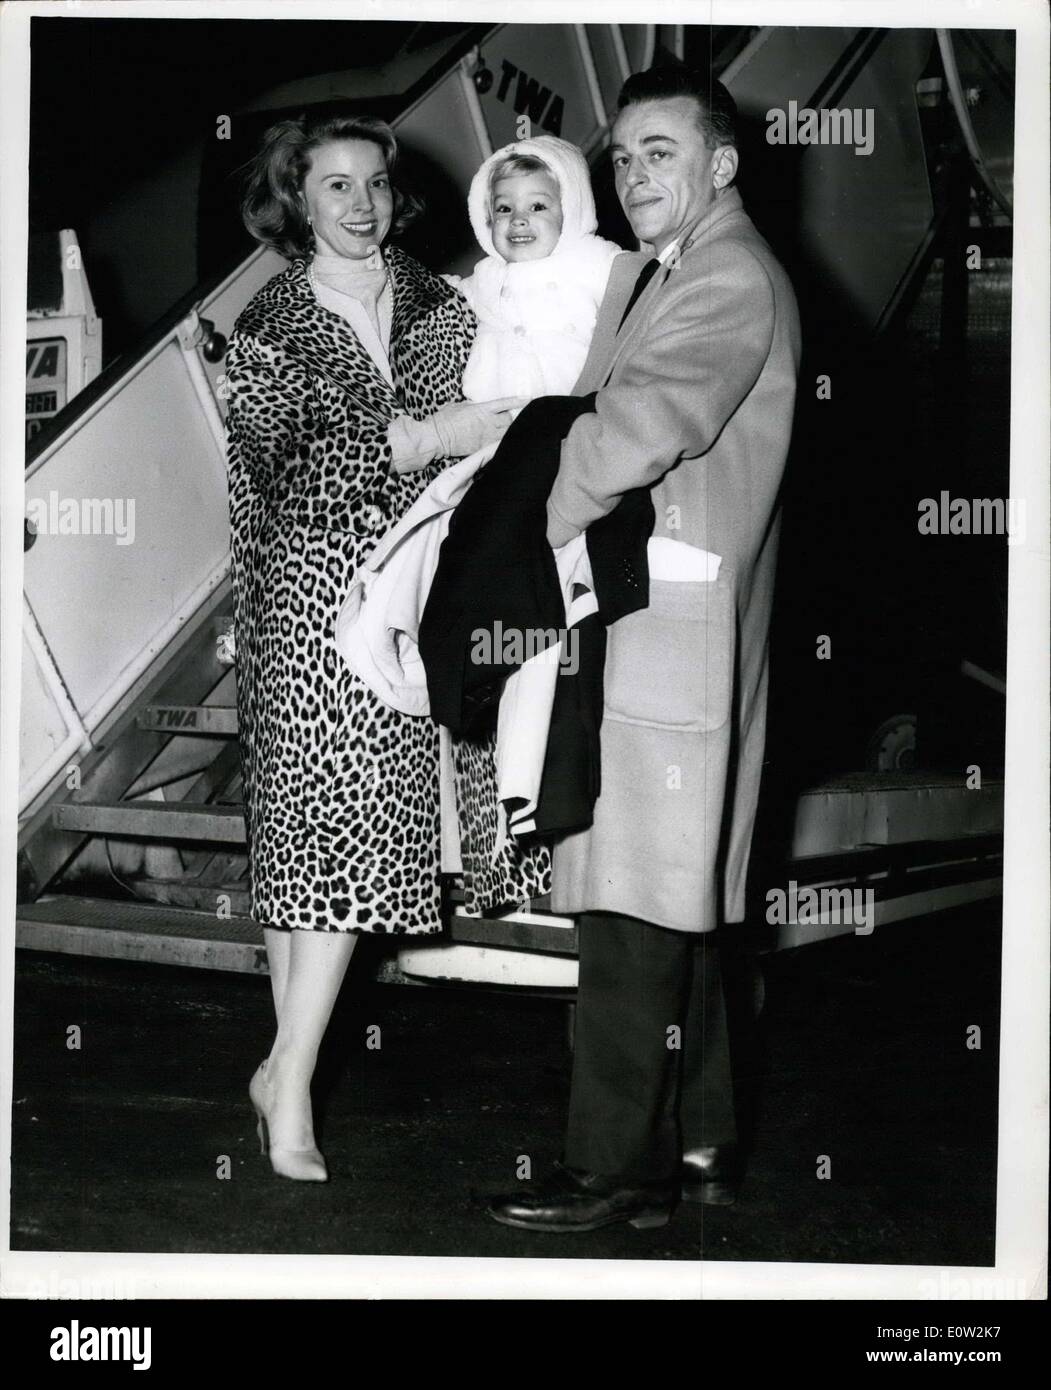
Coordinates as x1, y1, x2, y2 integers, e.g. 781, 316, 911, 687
386, 398, 528, 474
431, 397, 526, 458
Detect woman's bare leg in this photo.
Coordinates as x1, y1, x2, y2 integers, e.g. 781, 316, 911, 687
264, 930, 359, 1149
263, 926, 292, 1019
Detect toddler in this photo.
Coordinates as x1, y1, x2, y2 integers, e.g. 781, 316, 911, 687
449, 135, 623, 402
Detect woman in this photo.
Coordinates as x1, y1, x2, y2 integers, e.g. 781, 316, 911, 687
226, 113, 518, 1181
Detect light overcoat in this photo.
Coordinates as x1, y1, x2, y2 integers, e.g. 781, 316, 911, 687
547, 186, 802, 934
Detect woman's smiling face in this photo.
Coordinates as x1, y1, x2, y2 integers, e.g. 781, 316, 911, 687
490, 171, 563, 262
302, 139, 394, 261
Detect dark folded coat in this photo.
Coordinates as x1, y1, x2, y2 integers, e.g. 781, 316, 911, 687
418, 392, 653, 836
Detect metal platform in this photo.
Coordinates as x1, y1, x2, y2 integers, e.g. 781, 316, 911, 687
16, 896, 269, 975
14, 895, 578, 977
52, 801, 246, 843
791, 771, 1004, 854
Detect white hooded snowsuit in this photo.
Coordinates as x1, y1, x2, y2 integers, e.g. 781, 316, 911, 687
453, 135, 623, 402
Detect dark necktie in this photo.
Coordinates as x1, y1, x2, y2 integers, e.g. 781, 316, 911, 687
617, 257, 660, 332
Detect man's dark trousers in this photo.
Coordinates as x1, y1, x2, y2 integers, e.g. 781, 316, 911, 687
564, 912, 737, 1182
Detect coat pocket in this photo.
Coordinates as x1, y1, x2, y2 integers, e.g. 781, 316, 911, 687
603, 576, 734, 733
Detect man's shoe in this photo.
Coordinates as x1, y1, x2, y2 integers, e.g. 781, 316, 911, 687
487, 1161, 676, 1233
681, 1145, 740, 1206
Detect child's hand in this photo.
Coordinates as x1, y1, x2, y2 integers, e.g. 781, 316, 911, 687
431, 398, 526, 457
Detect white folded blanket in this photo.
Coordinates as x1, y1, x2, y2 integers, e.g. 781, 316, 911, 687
334, 447, 495, 716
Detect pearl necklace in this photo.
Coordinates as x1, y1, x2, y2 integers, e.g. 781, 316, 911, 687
306, 256, 389, 301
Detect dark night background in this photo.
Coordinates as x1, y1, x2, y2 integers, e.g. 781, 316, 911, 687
29, 19, 458, 354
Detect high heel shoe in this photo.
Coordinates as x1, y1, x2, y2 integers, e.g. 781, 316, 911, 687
249, 1060, 328, 1183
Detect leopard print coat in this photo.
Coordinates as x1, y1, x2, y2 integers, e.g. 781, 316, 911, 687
226, 246, 475, 933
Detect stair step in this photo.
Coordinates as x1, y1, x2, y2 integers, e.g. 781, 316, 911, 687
195, 851, 249, 887
130, 878, 252, 916
137, 705, 238, 735
53, 801, 246, 843
16, 895, 578, 976
448, 908, 577, 955
17, 895, 266, 974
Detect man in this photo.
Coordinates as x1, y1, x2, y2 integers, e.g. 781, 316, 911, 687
489, 66, 801, 1232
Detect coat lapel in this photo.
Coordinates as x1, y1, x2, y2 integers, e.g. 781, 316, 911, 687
573, 250, 649, 395
386, 244, 458, 403
603, 258, 673, 378
595, 188, 749, 387
259, 259, 403, 425
387, 243, 421, 365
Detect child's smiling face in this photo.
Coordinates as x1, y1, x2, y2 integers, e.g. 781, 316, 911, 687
490, 172, 563, 262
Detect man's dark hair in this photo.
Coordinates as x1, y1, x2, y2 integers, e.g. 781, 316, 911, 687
616, 67, 737, 149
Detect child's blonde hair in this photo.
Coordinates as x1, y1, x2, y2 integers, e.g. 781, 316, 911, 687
487, 153, 556, 220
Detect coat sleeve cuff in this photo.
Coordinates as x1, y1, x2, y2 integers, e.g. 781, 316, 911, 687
387, 414, 442, 474
546, 499, 582, 549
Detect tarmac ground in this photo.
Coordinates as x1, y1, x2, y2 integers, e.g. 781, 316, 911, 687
10, 899, 1000, 1271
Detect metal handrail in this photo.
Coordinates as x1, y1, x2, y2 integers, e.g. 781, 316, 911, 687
936, 28, 1013, 220
23, 243, 267, 473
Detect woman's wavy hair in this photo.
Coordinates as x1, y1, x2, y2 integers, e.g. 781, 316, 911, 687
240, 113, 423, 259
